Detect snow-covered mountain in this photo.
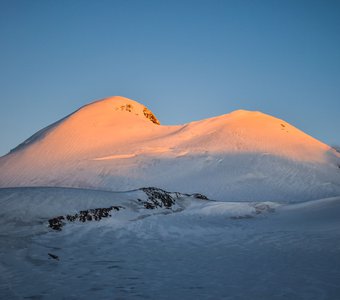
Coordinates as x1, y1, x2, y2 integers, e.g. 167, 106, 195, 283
0, 96, 339, 201
1, 96, 340, 299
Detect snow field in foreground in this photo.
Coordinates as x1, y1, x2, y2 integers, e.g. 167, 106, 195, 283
1, 187, 340, 299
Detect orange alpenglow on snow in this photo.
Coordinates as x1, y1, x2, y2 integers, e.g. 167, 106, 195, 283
0, 96, 339, 201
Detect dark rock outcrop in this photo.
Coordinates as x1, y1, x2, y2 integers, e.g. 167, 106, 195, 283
48, 253, 59, 260
192, 193, 209, 200
48, 188, 209, 231
143, 107, 160, 125
48, 206, 123, 231
141, 187, 176, 209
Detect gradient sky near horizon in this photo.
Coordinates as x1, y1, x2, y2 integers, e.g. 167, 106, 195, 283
0, 0, 339, 156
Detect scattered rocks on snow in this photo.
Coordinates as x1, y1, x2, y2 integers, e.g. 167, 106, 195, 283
140, 187, 177, 209
143, 107, 160, 125
48, 188, 209, 231
48, 216, 65, 231
114, 103, 160, 125
192, 193, 209, 200
116, 104, 133, 113
48, 253, 59, 261
139, 187, 209, 209
48, 206, 123, 231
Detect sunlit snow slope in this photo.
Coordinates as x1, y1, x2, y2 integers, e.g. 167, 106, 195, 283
0, 96, 339, 201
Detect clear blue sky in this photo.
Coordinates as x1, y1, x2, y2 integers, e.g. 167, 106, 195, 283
0, 0, 339, 156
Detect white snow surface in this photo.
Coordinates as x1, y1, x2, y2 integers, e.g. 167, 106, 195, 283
1, 187, 340, 299
0, 96, 339, 202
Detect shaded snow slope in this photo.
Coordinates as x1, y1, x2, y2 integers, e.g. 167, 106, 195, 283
1, 187, 340, 299
0, 186, 274, 234
0, 96, 339, 201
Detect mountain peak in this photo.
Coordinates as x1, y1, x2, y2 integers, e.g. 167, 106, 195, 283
80, 96, 160, 125
1, 95, 339, 202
